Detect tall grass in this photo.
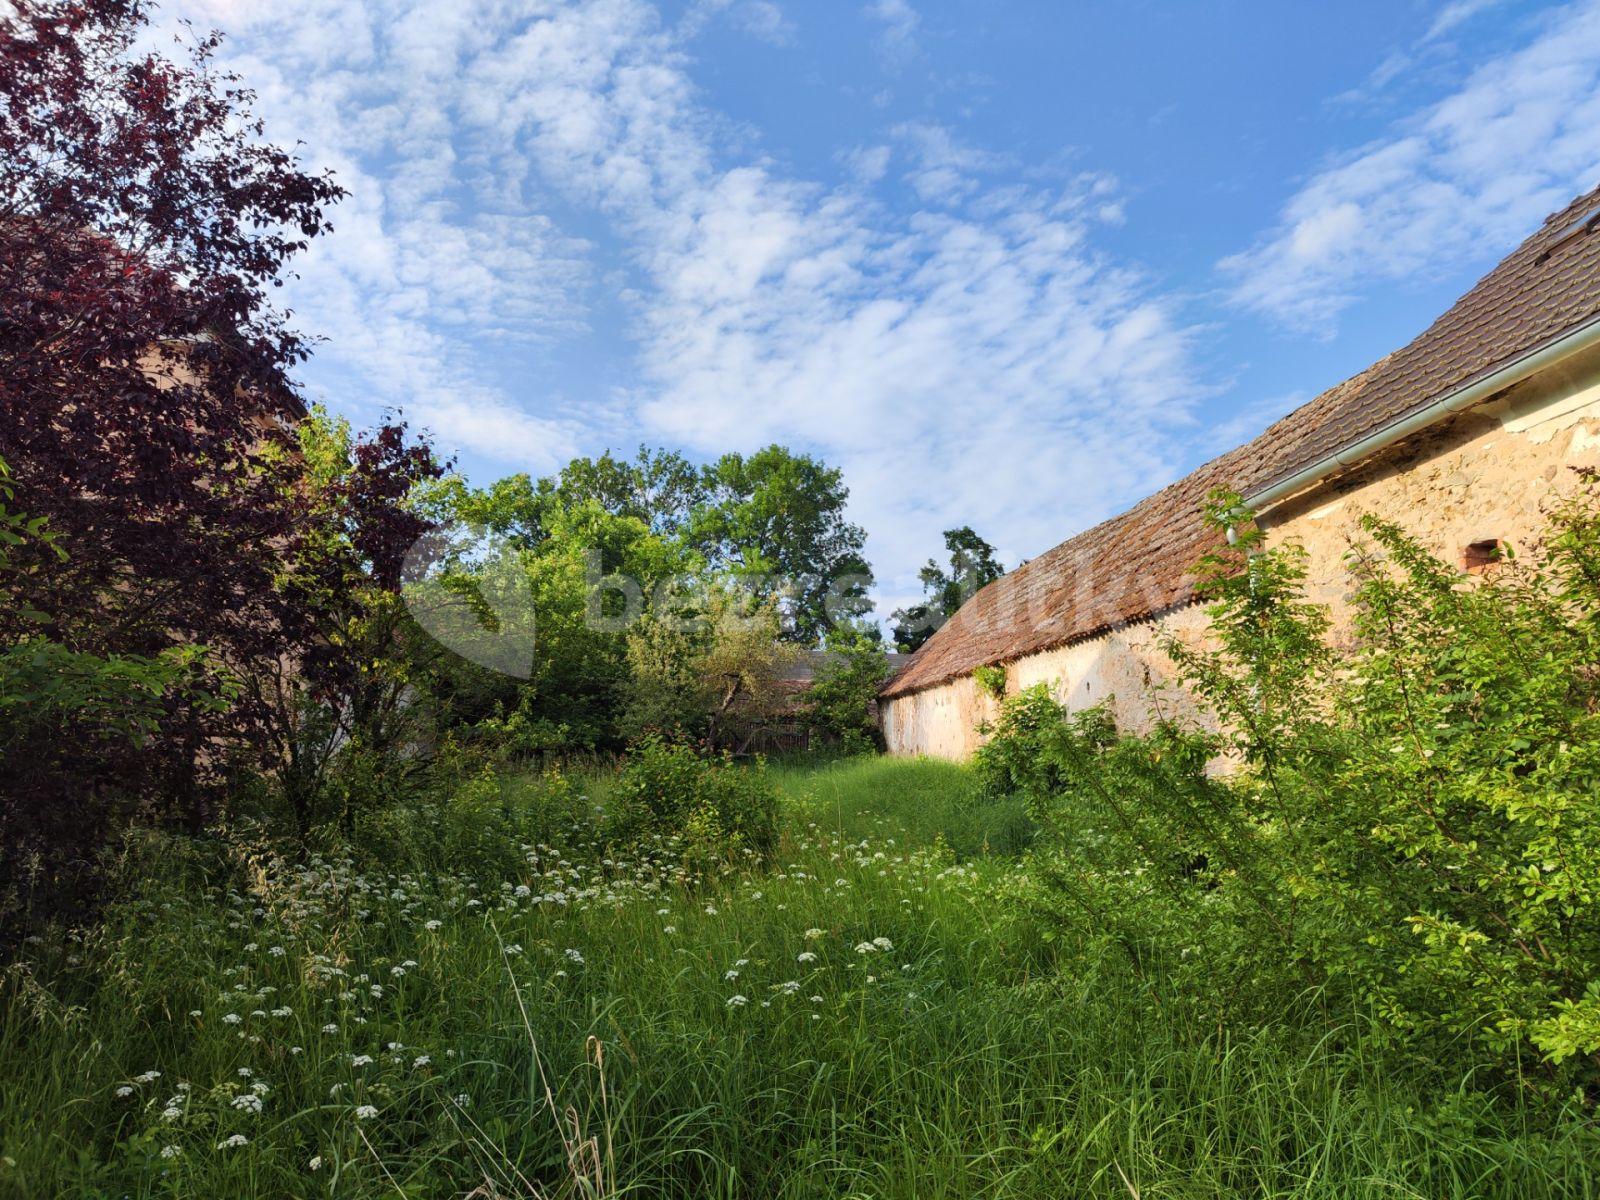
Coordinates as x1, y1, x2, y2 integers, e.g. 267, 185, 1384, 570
0, 756, 1595, 1198
768, 754, 1035, 859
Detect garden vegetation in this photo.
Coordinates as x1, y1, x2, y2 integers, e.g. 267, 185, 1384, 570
7, 3, 1600, 1197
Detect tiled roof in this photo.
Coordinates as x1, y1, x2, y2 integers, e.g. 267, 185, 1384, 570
883, 182, 1600, 700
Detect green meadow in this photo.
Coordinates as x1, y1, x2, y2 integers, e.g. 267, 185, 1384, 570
2, 756, 1595, 1199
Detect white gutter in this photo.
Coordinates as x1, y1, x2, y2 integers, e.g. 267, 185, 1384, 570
1244, 313, 1600, 514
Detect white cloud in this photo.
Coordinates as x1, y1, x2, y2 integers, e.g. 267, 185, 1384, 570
864, 0, 920, 70
1224, 0, 1600, 335
452, 2, 1204, 589
1425, 0, 1504, 42
166, 0, 1206, 597
839, 144, 893, 185
681, 0, 795, 45
1333, 0, 1509, 107
893, 121, 1008, 203
160, 0, 593, 471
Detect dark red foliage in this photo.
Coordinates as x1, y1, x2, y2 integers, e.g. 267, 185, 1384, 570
343, 419, 446, 592
0, 0, 368, 931
1, 0, 342, 649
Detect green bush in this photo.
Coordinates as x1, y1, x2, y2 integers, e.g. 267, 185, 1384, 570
973, 663, 1007, 699
804, 631, 893, 754
608, 737, 780, 870
343, 766, 591, 880
984, 481, 1600, 1090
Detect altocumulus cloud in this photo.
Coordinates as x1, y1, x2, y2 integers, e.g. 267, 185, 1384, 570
1223, 0, 1600, 336
165, 0, 1211, 599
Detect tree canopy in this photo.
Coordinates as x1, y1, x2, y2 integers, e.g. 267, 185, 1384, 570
891, 526, 1005, 652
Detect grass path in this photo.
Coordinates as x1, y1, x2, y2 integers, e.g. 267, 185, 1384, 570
1, 757, 1596, 1198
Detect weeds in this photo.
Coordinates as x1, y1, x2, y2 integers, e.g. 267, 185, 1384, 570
0, 759, 1596, 1197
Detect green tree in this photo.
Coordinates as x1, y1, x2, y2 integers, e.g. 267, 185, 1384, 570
621, 589, 797, 751
553, 447, 706, 536
250, 408, 444, 831
691, 446, 874, 644
891, 526, 1004, 651
412, 468, 706, 754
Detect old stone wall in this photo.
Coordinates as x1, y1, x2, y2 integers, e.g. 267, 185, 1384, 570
1262, 340, 1600, 628
882, 341, 1600, 760
880, 604, 1211, 760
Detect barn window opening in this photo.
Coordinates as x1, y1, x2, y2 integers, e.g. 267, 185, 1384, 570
1461, 538, 1503, 574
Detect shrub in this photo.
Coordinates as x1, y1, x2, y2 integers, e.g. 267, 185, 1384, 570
986, 481, 1600, 1089
0, 638, 231, 942
344, 766, 589, 880
608, 738, 779, 869
973, 663, 1007, 700
805, 631, 892, 754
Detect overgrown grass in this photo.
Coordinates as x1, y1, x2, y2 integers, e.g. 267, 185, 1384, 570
1, 756, 1596, 1198
769, 754, 1035, 859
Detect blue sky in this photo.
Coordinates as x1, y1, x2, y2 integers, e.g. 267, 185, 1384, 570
167, 0, 1600, 614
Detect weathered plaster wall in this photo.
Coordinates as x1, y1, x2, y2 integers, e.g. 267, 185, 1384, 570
883, 342, 1600, 760
1262, 340, 1600, 628
881, 604, 1211, 760
879, 673, 1000, 762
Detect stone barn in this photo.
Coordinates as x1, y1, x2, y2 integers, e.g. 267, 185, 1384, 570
881, 182, 1600, 759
